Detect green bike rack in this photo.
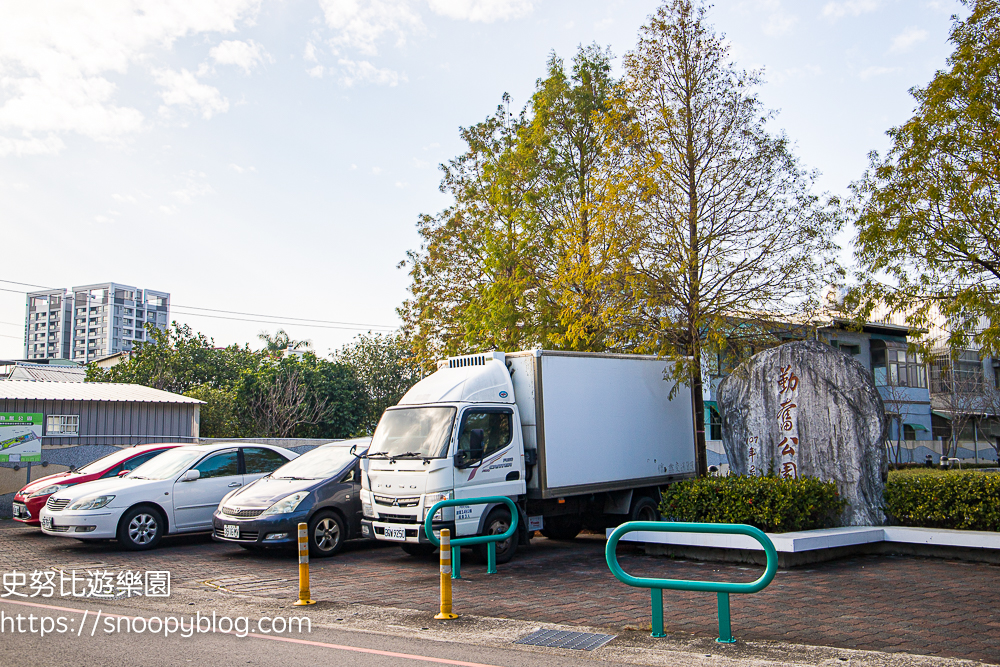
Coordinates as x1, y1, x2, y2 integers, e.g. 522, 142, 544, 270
606, 521, 778, 643
423, 496, 518, 579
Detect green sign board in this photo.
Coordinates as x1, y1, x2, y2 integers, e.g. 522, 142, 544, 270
0, 413, 43, 463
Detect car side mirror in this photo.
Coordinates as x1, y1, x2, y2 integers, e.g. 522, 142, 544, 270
180, 469, 200, 482
118, 470, 130, 477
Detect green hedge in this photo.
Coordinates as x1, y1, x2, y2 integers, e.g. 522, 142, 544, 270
659, 475, 845, 533
884, 471, 1000, 531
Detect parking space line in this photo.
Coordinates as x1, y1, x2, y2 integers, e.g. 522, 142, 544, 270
0, 599, 506, 667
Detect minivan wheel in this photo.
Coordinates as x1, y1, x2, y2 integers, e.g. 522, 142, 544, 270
473, 508, 519, 564
309, 511, 344, 557
117, 506, 164, 551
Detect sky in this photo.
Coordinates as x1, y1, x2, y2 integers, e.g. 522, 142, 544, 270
0, 0, 965, 359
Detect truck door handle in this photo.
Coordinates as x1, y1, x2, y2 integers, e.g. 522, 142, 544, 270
228, 482, 242, 487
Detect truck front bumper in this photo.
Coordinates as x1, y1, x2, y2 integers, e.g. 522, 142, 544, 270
362, 519, 455, 544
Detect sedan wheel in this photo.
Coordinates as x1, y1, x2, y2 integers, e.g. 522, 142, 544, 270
309, 512, 344, 557
117, 507, 164, 551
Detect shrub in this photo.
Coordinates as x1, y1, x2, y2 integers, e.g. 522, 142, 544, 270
659, 475, 846, 533
884, 471, 1000, 531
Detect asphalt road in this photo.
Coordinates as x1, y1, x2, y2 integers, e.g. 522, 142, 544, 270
0, 598, 631, 667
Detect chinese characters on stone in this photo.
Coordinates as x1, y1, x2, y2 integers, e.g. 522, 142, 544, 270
777, 364, 799, 480
1, 570, 170, 599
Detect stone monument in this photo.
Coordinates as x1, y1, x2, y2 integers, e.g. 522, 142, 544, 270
717, 339, 888, 526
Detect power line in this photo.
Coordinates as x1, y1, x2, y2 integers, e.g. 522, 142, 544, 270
0, 278, 398, 332
170, 309, 396, 332
170, 303, 395, 329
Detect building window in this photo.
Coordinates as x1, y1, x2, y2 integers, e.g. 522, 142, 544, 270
871, 343, 926, 388
930, 350, 983, 393
709, 406, 722, 440
47, 415, 79, 435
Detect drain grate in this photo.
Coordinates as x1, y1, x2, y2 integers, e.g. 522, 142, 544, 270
514, 629, 616, 651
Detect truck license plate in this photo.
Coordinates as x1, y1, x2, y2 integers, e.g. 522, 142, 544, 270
41, 516, 53, 530
224, 524, 240, 539
383, 526, 406, 541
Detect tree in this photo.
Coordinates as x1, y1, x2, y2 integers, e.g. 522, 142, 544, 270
184, 384, 239, 438
86, 323, 257, 394
880, 382, 913, 468
236, 354, 365, 439
524, 46, 625, 351
852, 0, 1000, 355
258, 329, 311, 358
336, 332, 423, 433
598, 0, 843, 475
399, 46, 624, 368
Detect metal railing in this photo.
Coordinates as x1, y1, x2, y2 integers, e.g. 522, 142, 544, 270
606, 521, 778, 643
423, 496, 518, 579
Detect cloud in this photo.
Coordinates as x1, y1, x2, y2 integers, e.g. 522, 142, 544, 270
822, 0, 880, 18
763, 12, 797, 36
0, 133, 66, 157
152, 68, 229, 119
172, 171, 214, 204
860, 65, 900, 80
318, 0, 423, 56
890, 27, 928, 53
308, 65, 326, 78
112, 193, 137, 203
229, 163, 256, 173
0, 1, 260, 155
426, 0, 533, 22
210, 39, 271, 73
337, 59, 405, 86
304, 41, 321, 63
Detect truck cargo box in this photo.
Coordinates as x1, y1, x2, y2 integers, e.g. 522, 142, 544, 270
506, 350, 697, 499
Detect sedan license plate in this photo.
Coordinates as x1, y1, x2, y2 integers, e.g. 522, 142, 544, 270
224, 524, 240, 539
41, 516, 53, 531
383, 526, 406, 541
12, 503, 26, 519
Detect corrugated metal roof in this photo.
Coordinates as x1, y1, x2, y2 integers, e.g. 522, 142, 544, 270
0, 381, 204, 404
6, 366, 87, 382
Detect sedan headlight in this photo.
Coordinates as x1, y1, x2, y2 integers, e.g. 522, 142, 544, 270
422, 491, 453, 521
69, 495, 115, 511
30, 484, 68, 498
261, 492, 310, 516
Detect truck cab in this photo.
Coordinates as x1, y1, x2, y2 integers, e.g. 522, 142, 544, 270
360, 352, 527, 559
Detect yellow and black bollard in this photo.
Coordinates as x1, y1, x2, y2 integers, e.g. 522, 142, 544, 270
434, 528, 457, 620
293, 522, 316, 606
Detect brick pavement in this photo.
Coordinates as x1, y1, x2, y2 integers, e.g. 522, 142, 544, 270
1, 521, 997, 664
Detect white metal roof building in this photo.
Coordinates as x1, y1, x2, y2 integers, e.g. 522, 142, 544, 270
0, 381, 203, 447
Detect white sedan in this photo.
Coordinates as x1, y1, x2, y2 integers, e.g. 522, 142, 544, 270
39, 443, 298, 550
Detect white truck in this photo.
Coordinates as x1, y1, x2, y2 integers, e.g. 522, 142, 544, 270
359, 350, 697, 562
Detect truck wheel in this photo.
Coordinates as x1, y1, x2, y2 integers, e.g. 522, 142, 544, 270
540, 516, 581, 540
474, 508, 518, 564
630, 496, 660, 522
401, 544, 437, 559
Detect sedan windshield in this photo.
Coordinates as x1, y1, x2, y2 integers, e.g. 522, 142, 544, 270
76, 448, 146, 475
369, 407, 456, 459
272, 446, 358, 480
127, 449, 204, 480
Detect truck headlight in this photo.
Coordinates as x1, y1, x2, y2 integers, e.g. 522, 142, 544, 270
360, 488, 375, 518
422, 491, 453, 521
69, 495, 115, 511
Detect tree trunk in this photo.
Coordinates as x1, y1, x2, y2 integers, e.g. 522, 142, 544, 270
692, 363, 708, 476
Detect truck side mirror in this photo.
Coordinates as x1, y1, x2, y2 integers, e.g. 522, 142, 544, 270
469, 429, 485, 458
455, 429, 486, 470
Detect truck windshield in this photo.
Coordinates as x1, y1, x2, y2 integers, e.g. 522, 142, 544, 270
369, 407, 456, 459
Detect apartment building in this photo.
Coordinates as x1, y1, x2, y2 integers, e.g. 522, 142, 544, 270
25, 283, 170, 363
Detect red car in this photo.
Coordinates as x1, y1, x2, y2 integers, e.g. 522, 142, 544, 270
12, 444, 182, 525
